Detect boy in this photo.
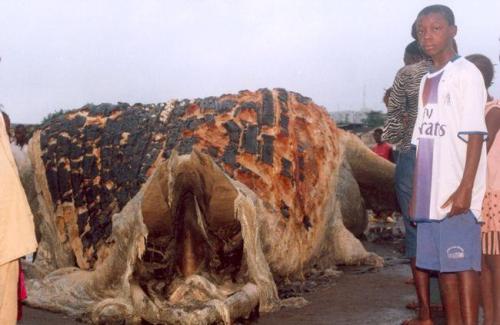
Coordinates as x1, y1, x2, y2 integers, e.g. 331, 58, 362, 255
410, 5, 487, 325
371, 128, 394, 162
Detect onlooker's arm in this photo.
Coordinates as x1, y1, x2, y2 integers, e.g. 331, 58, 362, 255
383, 68, 408, 145
486, 107, 500, 152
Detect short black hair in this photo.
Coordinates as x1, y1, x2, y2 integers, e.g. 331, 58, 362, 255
405, 41, 421, 56
373, 128, 383, 134
405, 41, 425, 58
411, 21, 418, 40
417, 4, 455, 26
466, 54, 494, 89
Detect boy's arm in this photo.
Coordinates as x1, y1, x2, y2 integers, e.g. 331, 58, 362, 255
441, 134, 483, 216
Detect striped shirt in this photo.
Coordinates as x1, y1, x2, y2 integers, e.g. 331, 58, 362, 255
383, 60, 431, 151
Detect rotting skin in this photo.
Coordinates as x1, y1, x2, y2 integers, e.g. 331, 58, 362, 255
20, 88, 397, 324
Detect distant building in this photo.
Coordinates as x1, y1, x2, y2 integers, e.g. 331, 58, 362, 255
329, 110, 368, 124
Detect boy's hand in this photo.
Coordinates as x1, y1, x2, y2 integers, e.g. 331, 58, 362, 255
441, 185, 472, 217
442, 134, 483, 217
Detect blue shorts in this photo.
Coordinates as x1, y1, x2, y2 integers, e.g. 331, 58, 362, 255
395, 148, 417, 258
416, 211, 481, 272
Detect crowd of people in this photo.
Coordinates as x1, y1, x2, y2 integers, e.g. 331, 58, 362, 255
381, 4, 500, 325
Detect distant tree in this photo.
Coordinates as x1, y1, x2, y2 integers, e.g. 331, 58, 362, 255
41, 109, 65, 126
362, 110, 386, 128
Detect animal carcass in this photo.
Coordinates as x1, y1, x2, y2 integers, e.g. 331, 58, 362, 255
20, 88, 396, 324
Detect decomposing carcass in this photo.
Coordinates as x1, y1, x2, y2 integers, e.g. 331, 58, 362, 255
19, 88, 396, 324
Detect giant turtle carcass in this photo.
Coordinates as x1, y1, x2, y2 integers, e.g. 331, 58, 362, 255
19, 88, 396, 324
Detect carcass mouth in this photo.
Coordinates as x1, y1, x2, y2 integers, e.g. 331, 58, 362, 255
139, 150, 248, 308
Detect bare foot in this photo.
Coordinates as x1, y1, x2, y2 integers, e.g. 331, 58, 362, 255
405, 300, 418, 310
405, 277, 415, 285
401, 318, 434, 325
405, 301, 442, 312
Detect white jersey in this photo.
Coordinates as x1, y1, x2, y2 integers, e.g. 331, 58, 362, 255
411, 57, 487, 222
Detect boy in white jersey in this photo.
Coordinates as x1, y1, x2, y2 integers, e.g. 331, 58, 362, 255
409, 5, 487, 325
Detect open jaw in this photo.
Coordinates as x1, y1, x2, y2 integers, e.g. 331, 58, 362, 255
137, 150, 279, 323
26, 150, 278, 324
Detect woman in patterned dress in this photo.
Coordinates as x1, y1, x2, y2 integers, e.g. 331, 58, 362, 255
467, 53, 500, 325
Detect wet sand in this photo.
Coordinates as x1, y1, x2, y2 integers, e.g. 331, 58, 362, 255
20, 242, 445, 325
257, 242, 445, 325
20, 307, 82, 325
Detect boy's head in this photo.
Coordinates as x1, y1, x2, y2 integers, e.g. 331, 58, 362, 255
466, 54, 494, 89
373, 128, 383, 144
415, 5, 457, 58
412, 20, 459, 51
404, 40, 427, 65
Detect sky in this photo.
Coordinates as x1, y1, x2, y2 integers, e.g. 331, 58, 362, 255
0, 0, 499, 123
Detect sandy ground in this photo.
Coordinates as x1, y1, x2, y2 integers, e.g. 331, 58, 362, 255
257, 242, 446, 325
19, 307, 82, 325
19, 244, 445, 325
20, 218, 449, 325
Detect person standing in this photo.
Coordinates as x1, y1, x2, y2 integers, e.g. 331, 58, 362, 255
411, 5, 487, 325
372, 127, 394, 162
466, 53, 500, 325
0, 111, 37, 324
383, 40, 442, 320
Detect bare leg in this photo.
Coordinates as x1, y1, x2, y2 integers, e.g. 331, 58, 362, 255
413, 259, 432, 320
403, 258, 433, 324
457, 270, 480, 325
481, 255, 494, 325
439, 273, 462, 325
484, 255, 500, 325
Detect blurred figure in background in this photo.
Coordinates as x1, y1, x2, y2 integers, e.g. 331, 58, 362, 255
10, 124, 31, 171
371, 127, 394, 162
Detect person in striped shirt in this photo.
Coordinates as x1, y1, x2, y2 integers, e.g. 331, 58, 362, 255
383, 40, 438, 322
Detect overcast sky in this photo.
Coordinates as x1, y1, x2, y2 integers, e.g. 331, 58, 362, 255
1, 0, 499, 123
